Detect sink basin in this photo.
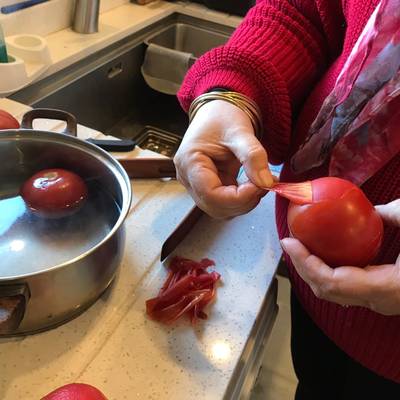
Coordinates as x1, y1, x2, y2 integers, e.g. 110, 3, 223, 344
145, 22, 230, 59
10, 14, 234, 156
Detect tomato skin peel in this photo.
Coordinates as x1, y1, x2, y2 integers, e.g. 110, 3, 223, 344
287, 177, 384, 267
146, 256, 221, 325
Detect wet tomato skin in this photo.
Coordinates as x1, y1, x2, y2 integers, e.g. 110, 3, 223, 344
20, 169, 88, 218
287, 180, 384, 267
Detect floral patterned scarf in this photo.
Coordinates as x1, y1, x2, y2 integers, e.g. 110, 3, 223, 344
291, 0, 400, 186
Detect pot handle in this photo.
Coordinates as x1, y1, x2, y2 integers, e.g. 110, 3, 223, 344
21, 108, 78, 137
0, 284, 30, 335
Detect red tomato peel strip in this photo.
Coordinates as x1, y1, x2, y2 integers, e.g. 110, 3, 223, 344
146, 256, 220, 325
268, 181, 313, 204
151, 291, 209, 324
269, 177, 358, 205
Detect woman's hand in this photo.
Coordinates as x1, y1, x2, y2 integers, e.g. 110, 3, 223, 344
174, 100, 274, 218
281, 199, 400, 315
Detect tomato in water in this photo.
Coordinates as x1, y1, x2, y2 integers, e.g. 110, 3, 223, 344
287, 177, 384, 267
20, 169, 88, 218
41, 383, 108, 400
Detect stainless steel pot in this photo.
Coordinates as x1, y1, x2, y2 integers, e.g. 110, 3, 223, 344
0, 109, 132, 336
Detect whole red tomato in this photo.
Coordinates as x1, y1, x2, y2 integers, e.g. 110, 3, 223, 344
0, 109, 20, 129
41, 383, 108, 400
287, 177, 383, 267
20, 168, 88, 218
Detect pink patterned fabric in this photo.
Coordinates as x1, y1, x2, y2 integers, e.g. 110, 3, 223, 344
330, 73, 400, 184
291, 0, 400, 185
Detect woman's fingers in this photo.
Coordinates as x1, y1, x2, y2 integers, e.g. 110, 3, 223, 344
375, 199, 400, 227
227, 132, 274, 188
174, 100, 271, 218
280, 238, 370, 307
186, 154, 265, 218
282, 238, 400, 315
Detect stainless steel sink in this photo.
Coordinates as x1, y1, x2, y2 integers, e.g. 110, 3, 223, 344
11, 14, 234, 156
145, 22, 230, 60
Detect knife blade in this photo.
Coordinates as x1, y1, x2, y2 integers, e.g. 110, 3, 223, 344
160, 205, 204, 261
117, 156, 200, 259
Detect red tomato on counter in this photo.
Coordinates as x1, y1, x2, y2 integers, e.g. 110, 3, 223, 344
0, 109, 20, 129
20, 168, 88, 218
41, 383, 108, 400
287, 177, 384, 267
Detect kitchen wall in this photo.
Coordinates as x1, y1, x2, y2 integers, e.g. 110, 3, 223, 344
0, 0, 132, 36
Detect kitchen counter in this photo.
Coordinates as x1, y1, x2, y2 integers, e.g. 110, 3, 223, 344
0, 97, 281, 399
0, 3, 281, 399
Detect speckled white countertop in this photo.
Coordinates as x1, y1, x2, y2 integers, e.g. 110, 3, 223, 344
0, 3, 281, 398
0, 97, 281, 399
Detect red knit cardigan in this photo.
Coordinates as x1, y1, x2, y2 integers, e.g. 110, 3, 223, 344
178, 0, 400, 382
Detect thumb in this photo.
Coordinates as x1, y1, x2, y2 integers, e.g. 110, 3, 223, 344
375, 199, 400, 227
228, 133, 274, 188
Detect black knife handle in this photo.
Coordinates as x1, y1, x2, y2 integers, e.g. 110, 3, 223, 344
86, 138, 136, 152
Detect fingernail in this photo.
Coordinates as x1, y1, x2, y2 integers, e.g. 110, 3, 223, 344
258, 169, 273, 188
280, 239, 288, 252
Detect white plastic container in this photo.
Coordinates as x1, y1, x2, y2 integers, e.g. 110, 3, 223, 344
0, 34, 51, 96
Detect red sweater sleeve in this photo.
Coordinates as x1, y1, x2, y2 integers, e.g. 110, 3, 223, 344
177, 0, 343, 164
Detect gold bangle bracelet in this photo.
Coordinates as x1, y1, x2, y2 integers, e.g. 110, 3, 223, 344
188, 91, 263, 139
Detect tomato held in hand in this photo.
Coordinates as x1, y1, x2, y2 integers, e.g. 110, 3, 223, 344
41, 383, 108, 400
20, 169, 88, 218
0, 109, 19, 129
287, 177, 384, 267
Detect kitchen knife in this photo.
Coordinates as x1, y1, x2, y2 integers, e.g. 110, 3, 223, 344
119, 157, 176, 179
118, 155, 199, 259
86, 138, 136, 152
160, 205, 204, 261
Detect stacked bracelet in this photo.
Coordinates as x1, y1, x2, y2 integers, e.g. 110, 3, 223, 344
188, 91, 263, 139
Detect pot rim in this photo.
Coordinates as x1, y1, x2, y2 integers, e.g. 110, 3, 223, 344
0, 128, 132, 281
